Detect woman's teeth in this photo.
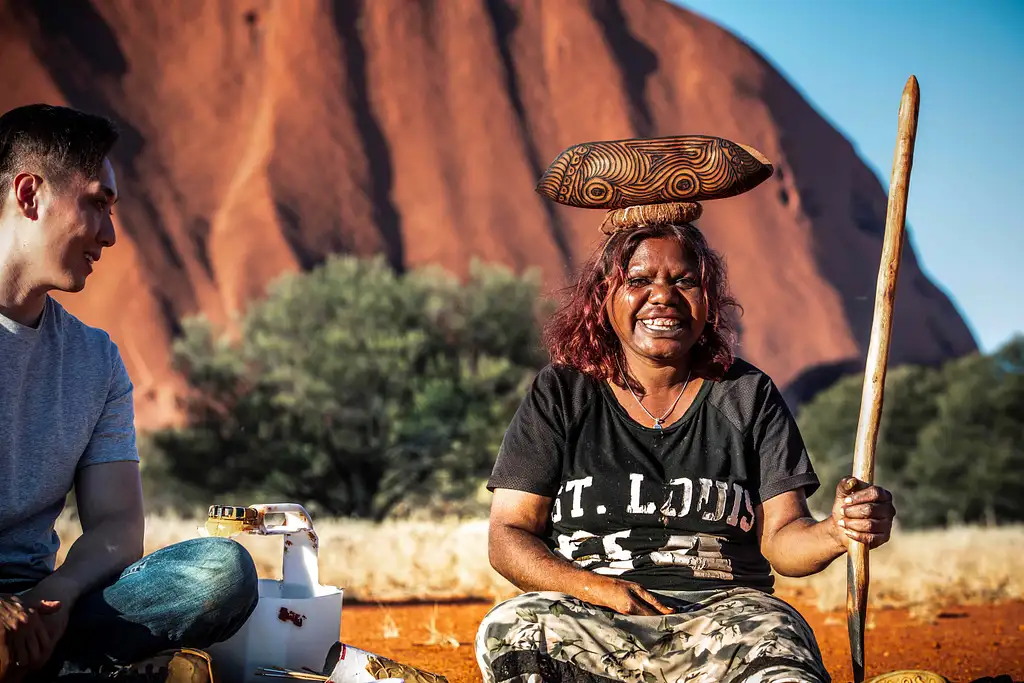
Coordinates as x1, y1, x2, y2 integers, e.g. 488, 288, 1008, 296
641, 318, 681, 330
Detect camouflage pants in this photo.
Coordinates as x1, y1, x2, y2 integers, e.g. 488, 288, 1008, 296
475, 586, 830, 683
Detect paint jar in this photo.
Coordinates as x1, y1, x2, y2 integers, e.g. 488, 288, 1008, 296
204, 504, 258, 537
202, 503, 344, 683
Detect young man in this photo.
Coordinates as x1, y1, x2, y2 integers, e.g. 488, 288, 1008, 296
0, 104, 259, 682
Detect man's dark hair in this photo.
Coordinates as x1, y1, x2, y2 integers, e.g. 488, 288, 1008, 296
0, 103, 119, 211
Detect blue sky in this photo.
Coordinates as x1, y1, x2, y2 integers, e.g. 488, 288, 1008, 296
672, 0, 1023, 354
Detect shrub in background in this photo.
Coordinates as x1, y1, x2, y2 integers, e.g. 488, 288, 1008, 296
798, 335, 1024, 528
150, 255, 549, 520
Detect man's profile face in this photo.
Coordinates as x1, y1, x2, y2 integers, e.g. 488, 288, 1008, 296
34, 157, 118, 293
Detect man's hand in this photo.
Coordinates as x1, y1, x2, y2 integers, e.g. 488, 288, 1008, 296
9, 573, 81, 675
829, 476, 897, 550
0, 595, 28, 632
1, 594, 27, 681
1, 594, 63, 676
577, 576, 675, 617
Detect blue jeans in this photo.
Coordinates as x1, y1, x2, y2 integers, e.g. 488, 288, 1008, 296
1, 537, 259, 678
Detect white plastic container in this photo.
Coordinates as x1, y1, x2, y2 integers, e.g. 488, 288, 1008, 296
202, 503, 343, 683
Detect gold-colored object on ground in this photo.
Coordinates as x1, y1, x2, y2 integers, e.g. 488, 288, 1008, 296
167, 648, 218, 683
863, 670, 950, 683
115, 648, 217, 683
364, 653, 449, 683
846, 75, 921, 683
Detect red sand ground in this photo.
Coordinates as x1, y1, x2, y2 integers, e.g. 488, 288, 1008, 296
339, 597, 1024, 683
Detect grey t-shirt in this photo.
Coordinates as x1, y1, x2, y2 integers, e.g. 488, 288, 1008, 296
1, 295, 139, 583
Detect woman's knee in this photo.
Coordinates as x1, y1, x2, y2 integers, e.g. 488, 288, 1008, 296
735, 658, 830, 683
476, 591, 574, 644
482, 591, 570, 619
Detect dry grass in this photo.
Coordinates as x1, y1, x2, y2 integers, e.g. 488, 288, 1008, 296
380, 607, 401, 640
55, 513, 516, 603
419, 604, 462, 649
773, 523, 1024, 616
55, 513, 1023, 614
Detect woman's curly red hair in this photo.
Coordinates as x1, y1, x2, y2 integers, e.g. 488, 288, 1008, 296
542, 223, 741, 389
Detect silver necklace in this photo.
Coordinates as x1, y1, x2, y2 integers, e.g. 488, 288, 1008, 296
617, 358, 691, 431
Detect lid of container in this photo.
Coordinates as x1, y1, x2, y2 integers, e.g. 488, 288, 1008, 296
207, 505, 256, 522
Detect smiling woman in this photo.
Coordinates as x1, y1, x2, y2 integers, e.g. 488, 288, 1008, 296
544, 222, 740, 412
474, 135, 902, 683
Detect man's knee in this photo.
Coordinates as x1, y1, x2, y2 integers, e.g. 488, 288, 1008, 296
185, 537, 259, 608
159, 537, 260, 647
152, 536, 259, 619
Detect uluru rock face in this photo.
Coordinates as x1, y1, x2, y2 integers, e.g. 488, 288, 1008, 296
1, 0, 976, 429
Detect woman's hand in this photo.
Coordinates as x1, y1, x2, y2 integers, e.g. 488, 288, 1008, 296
488, 490, 673, 617
830, 476, 896, 550
578, 576, 675, 616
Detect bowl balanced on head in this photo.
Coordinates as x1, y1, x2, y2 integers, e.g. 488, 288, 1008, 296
474, 134, 899, 683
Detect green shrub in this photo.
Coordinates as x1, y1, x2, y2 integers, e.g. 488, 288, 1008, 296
798, 335, 1024, 528
150, 256, 549, 520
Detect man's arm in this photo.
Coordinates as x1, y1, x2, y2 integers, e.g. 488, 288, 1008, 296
23, 462, 144, 610
28, 345, 146, 608
10, 462, 144, 675
8, 344, 144, 675
8, 342, 143, 671
27, 461, 145, 607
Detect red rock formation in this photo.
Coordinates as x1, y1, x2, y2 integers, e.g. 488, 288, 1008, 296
0, 0, 976, 429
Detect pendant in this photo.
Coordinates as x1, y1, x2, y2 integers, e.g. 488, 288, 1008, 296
654, 419, 664, 431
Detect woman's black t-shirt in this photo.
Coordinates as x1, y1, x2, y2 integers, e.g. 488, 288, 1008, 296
487, 358, 820, 593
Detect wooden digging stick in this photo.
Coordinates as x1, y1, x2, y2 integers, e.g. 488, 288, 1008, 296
847, 75, 921, 683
